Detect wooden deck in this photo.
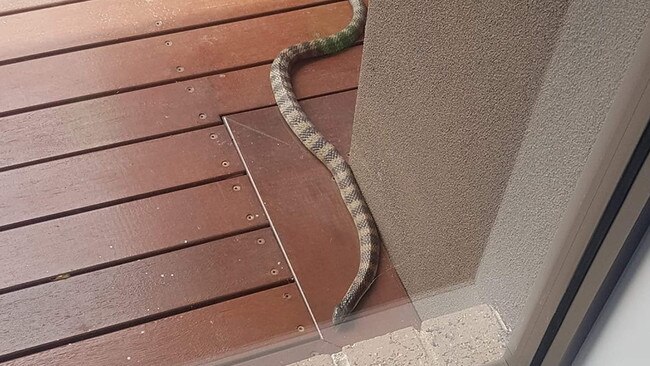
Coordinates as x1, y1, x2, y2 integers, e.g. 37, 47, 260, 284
0, 1, 419, 365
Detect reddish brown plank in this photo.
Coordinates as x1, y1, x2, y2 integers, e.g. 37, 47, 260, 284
0, 45, 362, 171
0, 126, 242, 230
0, 77, 222, 171
3, 284, 315, 366
0, 176, 267, 293
226, 90, 420, 345
0, 0, 332, 64
210, 45, 361, 116
0, 228, 292, 359
0, 1, 353, 115
0, 0, 86, 16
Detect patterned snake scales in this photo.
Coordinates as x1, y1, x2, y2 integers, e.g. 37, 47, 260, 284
270, 0, 380, 325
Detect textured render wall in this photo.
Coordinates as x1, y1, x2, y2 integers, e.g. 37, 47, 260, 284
351, 0, 570, 305
471, 0, 649, 327
351, 0, 649, 328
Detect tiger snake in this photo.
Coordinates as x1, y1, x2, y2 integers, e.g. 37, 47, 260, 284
270, 0, 380, 325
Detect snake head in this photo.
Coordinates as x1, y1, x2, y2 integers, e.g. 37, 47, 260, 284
332, 303, 350, 326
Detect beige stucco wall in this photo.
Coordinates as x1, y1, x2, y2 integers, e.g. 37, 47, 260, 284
351, 0, 649, 329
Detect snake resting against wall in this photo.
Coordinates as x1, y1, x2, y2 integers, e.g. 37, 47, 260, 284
270, 0, 380, 325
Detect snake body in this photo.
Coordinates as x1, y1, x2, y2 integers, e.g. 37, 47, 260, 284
270, 0, 380, 325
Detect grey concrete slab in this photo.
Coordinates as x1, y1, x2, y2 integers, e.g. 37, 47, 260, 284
341, 327, 431, 366
286, 304, 508, 366
288, 354, 336, 366
420, 304, 508, 366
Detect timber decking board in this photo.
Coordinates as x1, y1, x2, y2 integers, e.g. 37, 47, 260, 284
0, 45, 362, 171
0, 229, 291, 360
0, 0, 87, 16
0, 1, 352, 115
2, 284, 315, 366
226, 90, 420, 346
0, 126, 244, 230
210, 44, 361, 116
0, 0, 333, 64
0, 177, 267, 293
0, 77, 222, 172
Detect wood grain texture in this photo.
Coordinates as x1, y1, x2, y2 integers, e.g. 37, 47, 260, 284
0, 45, 362, 171
0, 229, 292, 360
0, 0, 332, 64
0, 176, 267, 293
211, 44, 362, 116
0, 1, 353, 115
0, 0, 86, 16
0, 77, 220, 171
2, 285, 314, 365
227, 90, 420, 346
0, 126, 243, 230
